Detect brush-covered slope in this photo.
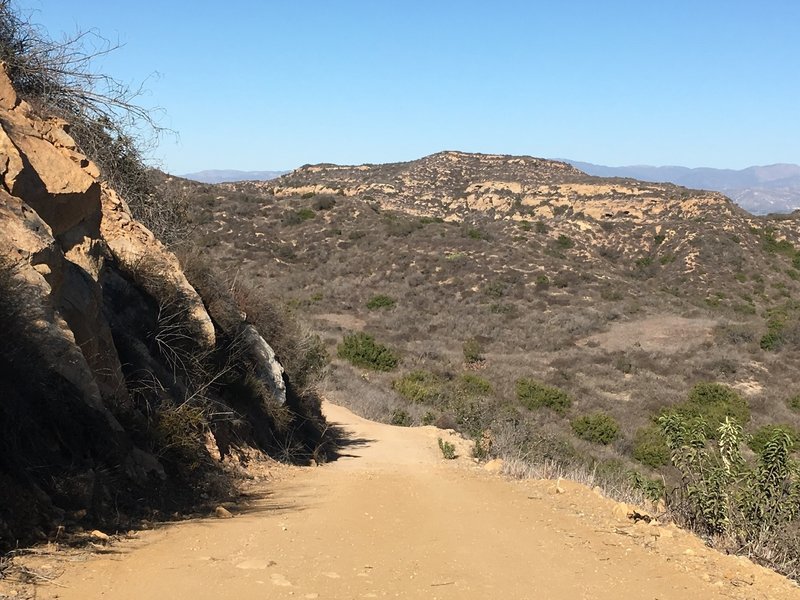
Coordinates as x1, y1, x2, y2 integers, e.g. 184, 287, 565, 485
173, 149, 800, 569
179, 149, 800, 458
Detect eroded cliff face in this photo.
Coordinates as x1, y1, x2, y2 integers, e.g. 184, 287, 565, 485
0, 65, 319, 548
268, 150, 741, 224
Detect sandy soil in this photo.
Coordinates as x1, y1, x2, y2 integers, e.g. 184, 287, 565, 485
14, 402, 800, 600
580, 316, 718, 353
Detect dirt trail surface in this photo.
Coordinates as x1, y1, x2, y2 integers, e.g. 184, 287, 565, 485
25, 402, 800, 599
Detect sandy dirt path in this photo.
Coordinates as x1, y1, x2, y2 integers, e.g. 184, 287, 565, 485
35, 402, 799, 599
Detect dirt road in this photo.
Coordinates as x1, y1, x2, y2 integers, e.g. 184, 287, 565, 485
34, 403, 799, 599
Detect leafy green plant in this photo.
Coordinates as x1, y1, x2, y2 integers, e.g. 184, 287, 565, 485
632, 424, 670, 468
457, 373, 493, 397
660, 412, 800, 558
337, 332, 399, 371
749, 424, 799, 454
390, 408, 412, 427
628, 471, 665, 502
788, 394, 800, 413
466, 227, 487, 240
515, 378, 571, 414
438, 438, 457, 459
555, 234, 574, 249
366, 294, 396, 310
392, 370, 442, 404
571, 412, 620, 445
666, 382, 749, 436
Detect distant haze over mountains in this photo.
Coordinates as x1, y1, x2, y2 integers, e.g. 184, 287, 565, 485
182, 169, 289, 184
565, 161, 800, 215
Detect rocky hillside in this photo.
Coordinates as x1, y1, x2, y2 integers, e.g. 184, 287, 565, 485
0, 66, 330, 551
261, 150, 740, 223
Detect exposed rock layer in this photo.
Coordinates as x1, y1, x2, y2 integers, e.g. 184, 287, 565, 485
0, 65, 311, 549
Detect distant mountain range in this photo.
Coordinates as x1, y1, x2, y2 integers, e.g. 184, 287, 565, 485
564, 161, 800, 215
182, 169, 289, 184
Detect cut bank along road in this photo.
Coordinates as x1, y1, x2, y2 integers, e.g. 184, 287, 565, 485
40, 402, 799, 599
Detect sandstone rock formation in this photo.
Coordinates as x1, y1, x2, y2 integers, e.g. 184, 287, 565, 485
0, 63, 313, 548
268, 150, 741, 225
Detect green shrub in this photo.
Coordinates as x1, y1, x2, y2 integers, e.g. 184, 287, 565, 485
660, 413, 800, 553
515, 378, 571, 414
668, 382, 750, 435
392, 370, 442, 404
284, 208, 315, 225
438, 438, 457, 459
761, 231, 795, 254
466, 227, 487, 240
760, 329, 782, 350
337, 333, 399, 371
628, 471, 665, 502
483, 281, 507, 298
390, 409, 412, 427
462, 338, 484, 364
571, 412, 620, 445
534, 221, 549, 234
787, 394, 800, 412
749, 424, 799, 454
632, 424, 670, 468
535, 274, 550, 288
457, 373, 492, 397
555, 234, 574, 249
366, 294, 396, 310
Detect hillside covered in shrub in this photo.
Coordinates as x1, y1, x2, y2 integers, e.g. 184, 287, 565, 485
171, 150, 800, 577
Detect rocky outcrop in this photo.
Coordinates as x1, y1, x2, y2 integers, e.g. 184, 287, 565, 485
268, 150, 740, 224
0, 60, 215, 412
241, 324, 287, 405
0, 62, 285, 547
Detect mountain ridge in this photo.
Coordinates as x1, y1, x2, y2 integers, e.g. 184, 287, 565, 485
182, 169, 289, 184
186, 154, 800, 214
565, 160, 800, 215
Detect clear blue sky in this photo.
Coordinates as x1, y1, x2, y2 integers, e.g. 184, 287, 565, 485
19, 1, 800, 174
